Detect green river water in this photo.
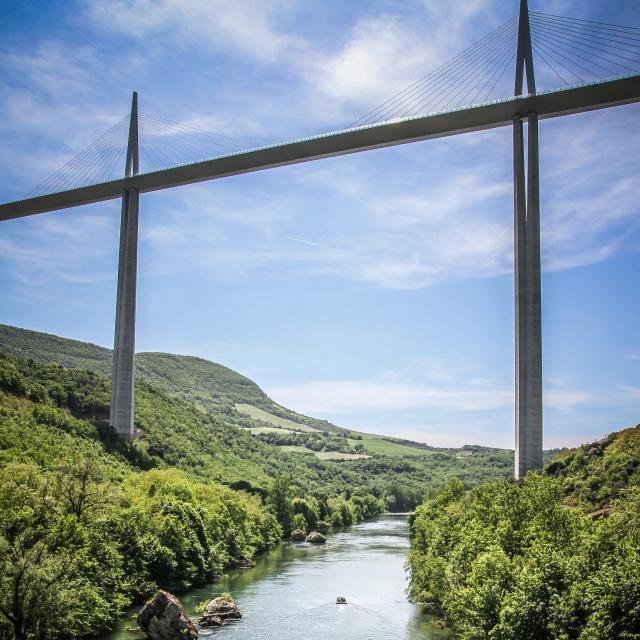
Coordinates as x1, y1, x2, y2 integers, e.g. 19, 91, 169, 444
102, 514, 452, 640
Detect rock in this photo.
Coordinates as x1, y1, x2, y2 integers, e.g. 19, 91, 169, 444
316, 520, 330, 535
236, 558, 256, 569
137, 590, 198, 640
198, 596, 242, 628
198, 614, 222, 627
589, 505, 613, 520
306, 531, 326, 544
290, 529, 306, 541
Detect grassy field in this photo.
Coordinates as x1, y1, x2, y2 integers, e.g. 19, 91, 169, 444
279, 445, 315, 455
348, 434, 435, 457
277, 446, 370, 461
316, 451, 371, 461
246, 426, 293, 435
236, 403, 320, 433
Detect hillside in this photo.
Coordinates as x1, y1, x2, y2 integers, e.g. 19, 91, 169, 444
0, 323, 525, 478
409, 428, 640, 638
545, 423, 640, 507
2, 324, 624, 639
0, 324, 346, 434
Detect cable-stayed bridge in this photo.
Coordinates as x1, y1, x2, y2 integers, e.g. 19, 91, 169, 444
1, 1, 639, 478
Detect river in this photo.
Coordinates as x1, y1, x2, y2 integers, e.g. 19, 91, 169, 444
103, 514, 452, 640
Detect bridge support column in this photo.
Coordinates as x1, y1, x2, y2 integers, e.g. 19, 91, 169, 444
110, 92, 139, 441
513, 112, 542, 479
110, 188, 139, 440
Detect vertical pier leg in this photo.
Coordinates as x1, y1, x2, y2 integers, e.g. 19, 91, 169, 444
110, 188, 139, 441
110, 92, 139, 442
513, 114, 543, 479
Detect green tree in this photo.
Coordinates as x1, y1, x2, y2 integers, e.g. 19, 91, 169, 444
267, 474, 294, 537
292, 496, 319, 531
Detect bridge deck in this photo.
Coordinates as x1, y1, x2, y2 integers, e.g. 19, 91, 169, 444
1, 74, 639, 221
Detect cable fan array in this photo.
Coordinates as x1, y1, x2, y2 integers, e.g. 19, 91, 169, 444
350, 11, 640, 127
529, 11, 640, 86
25, 114, 255, 199
350, 16, 519, 128
25, 116, 130, 198
136, 113, 255, 174
23, 10, 640, 199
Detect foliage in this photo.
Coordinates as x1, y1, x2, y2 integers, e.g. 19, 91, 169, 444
0, 325, 571, 639
0, 333, 528, 506
408, 474, 640, 639
267, 474, 294, 537
545, 425, 640, 507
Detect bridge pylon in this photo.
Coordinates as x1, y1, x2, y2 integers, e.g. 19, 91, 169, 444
109, 92, 140, 441
513, 0, 542, 479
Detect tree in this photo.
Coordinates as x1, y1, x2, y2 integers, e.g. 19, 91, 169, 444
267, 474, 294, 537
292, 497, 319, 531
43, 459, 115, 521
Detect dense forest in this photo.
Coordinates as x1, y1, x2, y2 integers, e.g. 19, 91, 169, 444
0, 351, 383, 639
408, 425, 640, 639
0, 324, 583, 639
0, 324, 543, 495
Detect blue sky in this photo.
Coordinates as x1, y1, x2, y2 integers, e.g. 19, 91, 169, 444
0, 0, 638, 448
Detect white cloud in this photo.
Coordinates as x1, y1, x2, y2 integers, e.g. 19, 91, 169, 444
85, 0, 303, 64
284, 163, 514, 288
267, 378, 512, 414
302, 1, 508, 123
545, 389, 591, 412
621, 385, 640, 399
311, 14, 441, 111
267, 376, 590, 417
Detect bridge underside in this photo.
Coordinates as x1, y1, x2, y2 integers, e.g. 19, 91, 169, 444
0, 74, 638, 222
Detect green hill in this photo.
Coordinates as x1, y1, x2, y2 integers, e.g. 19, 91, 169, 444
0, 323, 522, 476
0, 325, 526, 500
0, 323, 599, 639
545, 424, 640, 507
0, 324, 345, 435
408, 428, 640, 638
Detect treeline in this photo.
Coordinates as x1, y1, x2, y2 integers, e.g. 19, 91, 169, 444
267, 473, 384, 535
408, 474, 640, 639
0, 456, 279, 640
0, 352, 435, 509
0, 353, 385, 639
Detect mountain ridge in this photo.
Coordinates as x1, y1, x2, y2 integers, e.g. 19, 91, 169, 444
0, 322, 494, 450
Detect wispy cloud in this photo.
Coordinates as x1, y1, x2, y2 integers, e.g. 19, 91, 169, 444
85, 0, 305, 64
266, 377, 588, 416
0, 208, 119, 291
268, 379, 512, 414
621, 385, 640, 400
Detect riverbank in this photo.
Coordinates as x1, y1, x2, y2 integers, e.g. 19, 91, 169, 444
101, 515, 452, 640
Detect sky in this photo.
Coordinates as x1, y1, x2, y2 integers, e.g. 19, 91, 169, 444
0, 0, 639, 449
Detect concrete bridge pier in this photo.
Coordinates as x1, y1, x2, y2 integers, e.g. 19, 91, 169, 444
513, 113, 543, 479
110, 92, 139, 441
513, 0, 542, 479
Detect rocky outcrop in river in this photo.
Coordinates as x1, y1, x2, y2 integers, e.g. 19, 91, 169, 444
198, 596, 242, 627
290, 529, 306, 541
306, 531, 326, 544
137, 590, 198, 640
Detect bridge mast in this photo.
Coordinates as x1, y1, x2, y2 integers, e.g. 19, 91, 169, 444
110, 91, 140, 441
513, 0, 542, 478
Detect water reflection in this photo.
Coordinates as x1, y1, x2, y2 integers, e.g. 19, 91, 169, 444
102, 514, 452, 640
